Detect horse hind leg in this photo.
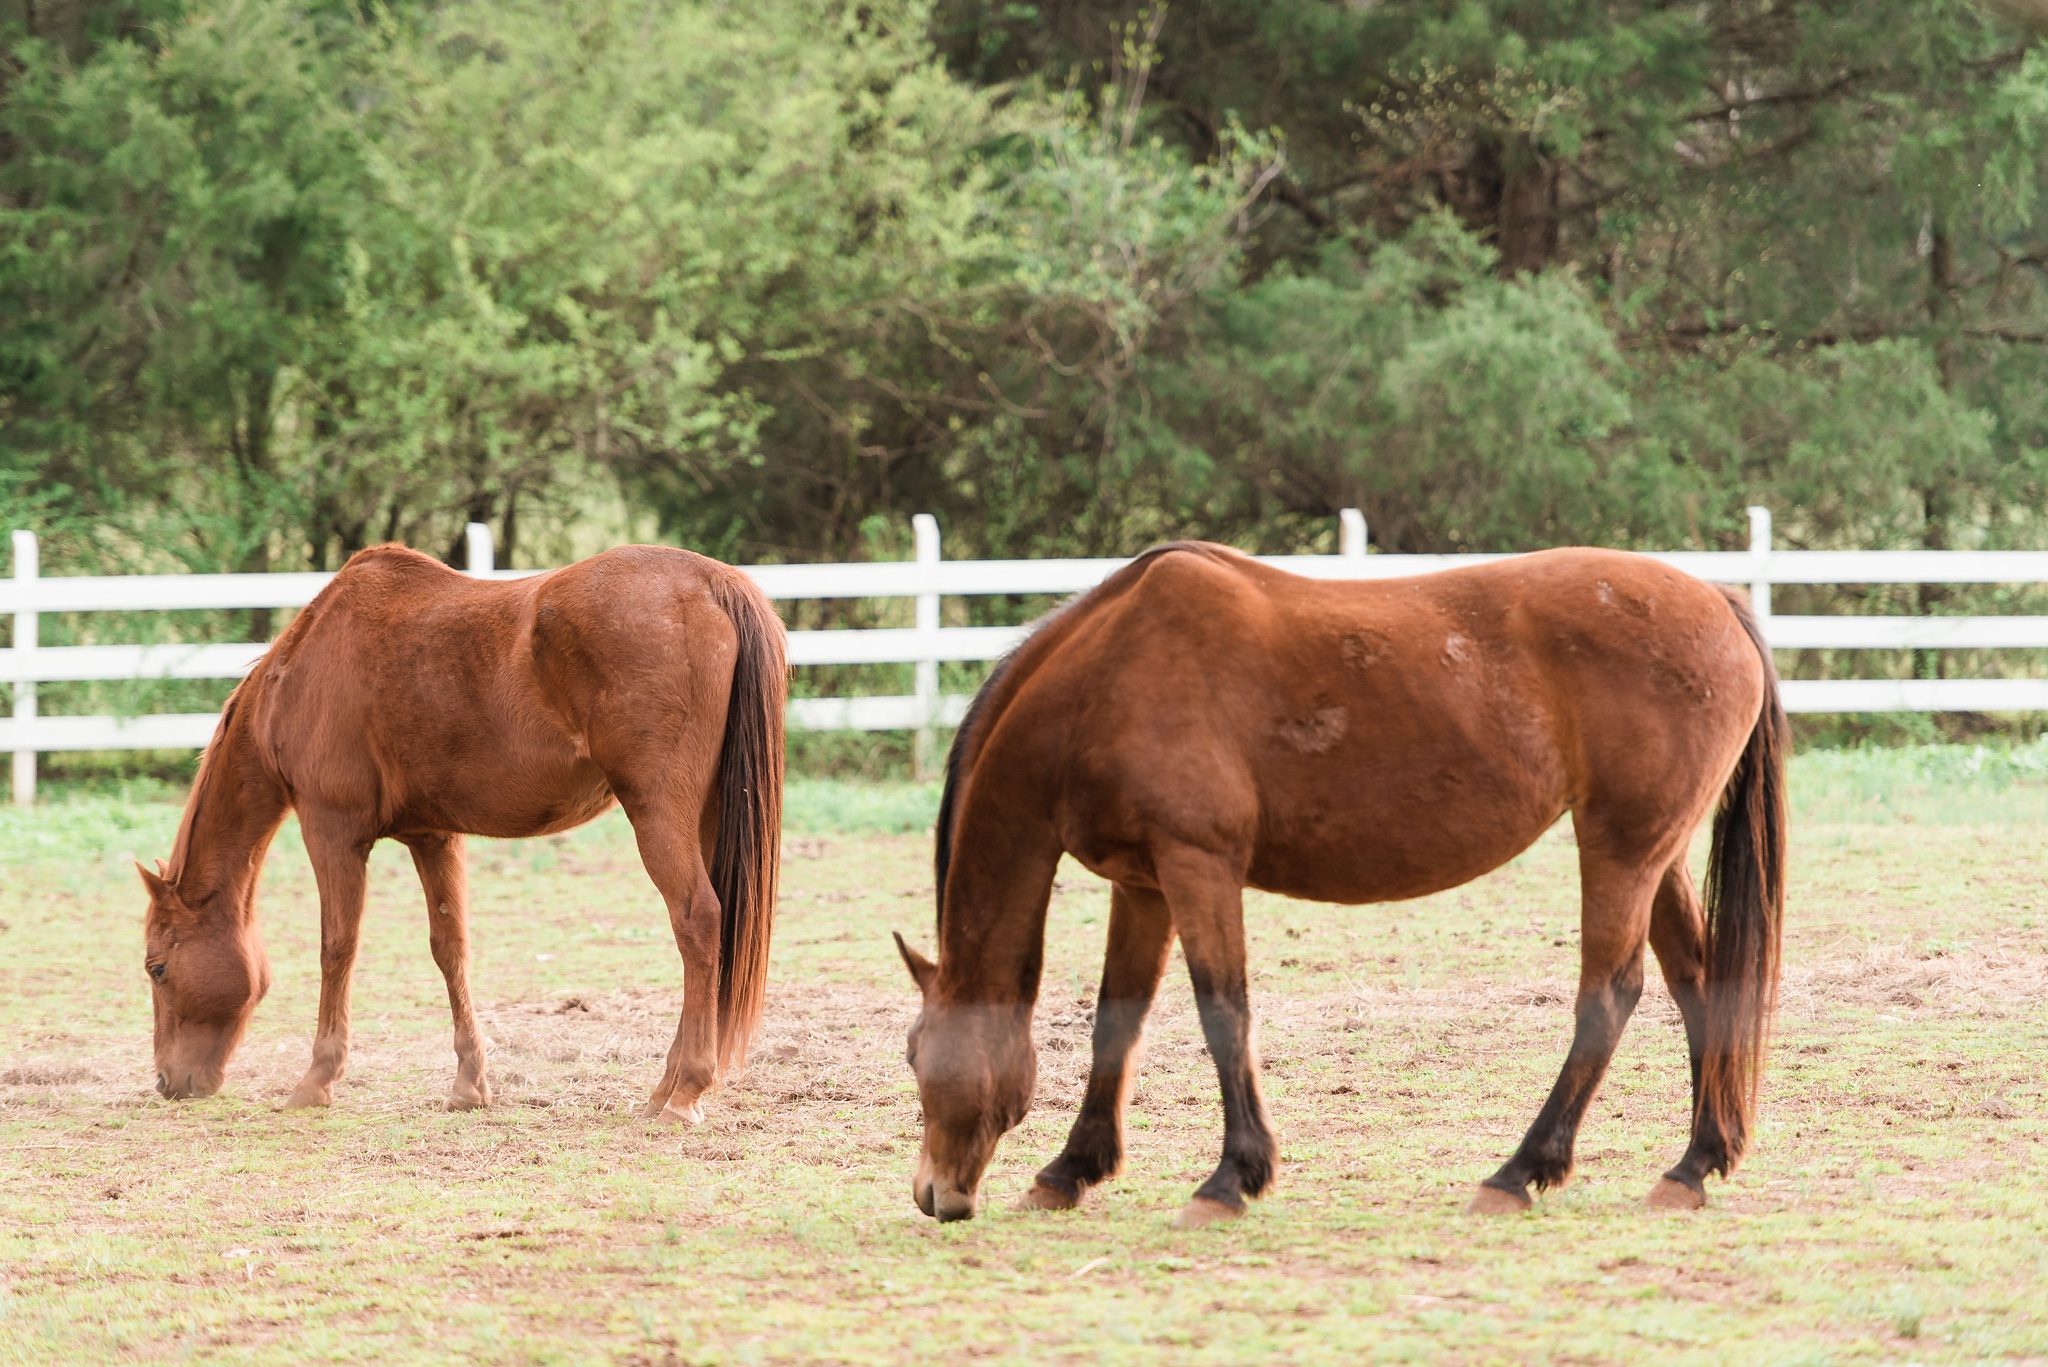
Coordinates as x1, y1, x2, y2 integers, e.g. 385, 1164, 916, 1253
1470, 836, 1661, 1214
1646, 857, 1721, 1210
619, 791, 722, 1126
1023, 881, 1176, 1212
406, 833, 491, 1111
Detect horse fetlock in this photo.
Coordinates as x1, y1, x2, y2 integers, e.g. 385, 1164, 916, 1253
1194, 1161, 1263, 1211
1228, 1144, 1278, 1199
1043, 1132, 1122, 1190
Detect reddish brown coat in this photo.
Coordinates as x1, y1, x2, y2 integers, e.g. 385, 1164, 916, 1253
902, 544, 1785, 1224
142, 543, 784, 1119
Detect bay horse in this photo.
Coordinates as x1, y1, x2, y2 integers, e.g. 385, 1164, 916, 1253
139, 543, 784, 1119
895, 542, 1785, 1226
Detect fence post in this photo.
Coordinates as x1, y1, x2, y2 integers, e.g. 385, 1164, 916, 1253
1339, 508, 1367, 559
464, 522, 494, 576
912, 513, 941, 780
11, 529, 38, 806
1746, 506, 1772, 622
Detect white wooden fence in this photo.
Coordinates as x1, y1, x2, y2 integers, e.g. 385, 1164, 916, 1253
8, 505, 2048, 802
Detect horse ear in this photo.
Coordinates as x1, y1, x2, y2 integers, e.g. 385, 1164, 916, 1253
154, 858, 170, 878
137, 860, 169, 899
893, 931, 938, 997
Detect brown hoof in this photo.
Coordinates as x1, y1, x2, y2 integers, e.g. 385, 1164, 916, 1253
1646, 1177, 1705, 1211
652, 1098, 705, 1126
281, 1086, 332, 1110
1172, 1197, 1242, 1230
446, 1081, 491, 1112
1016, 1181, 1079, 1212
1465, 1184, 1532, 1216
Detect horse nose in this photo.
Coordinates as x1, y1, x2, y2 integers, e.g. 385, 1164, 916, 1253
914, 1178, 936, 1219
155, 1072, 171, 1098
932, 1185, 977, 1223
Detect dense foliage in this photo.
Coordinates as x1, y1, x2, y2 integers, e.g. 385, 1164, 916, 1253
4, 0, 2048, 573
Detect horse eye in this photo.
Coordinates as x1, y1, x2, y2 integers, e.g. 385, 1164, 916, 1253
147, 963, 166, 982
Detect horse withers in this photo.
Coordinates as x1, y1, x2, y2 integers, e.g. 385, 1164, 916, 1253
140, 543, 784, 1118
897, 542, 1785, 1225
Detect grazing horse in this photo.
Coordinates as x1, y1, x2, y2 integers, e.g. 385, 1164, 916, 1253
139, 543, 784, 1119
896, 542, 1785, 1226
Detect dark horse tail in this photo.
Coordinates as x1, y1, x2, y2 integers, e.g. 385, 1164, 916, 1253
708, 572, 787, 1078
1701, 589, 1789, 1172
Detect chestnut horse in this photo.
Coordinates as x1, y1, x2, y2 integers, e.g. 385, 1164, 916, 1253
896, 542, 1784, 1226
140, 543, 784, 1119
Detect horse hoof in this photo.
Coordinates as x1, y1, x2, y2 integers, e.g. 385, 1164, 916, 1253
654, 1099, 705, 1126
1465, 1184, 1532, 1216
446, 1086, 490, 1112
1646, 1177, 1705, 1211
281, 1086, 331, 1110
1172, 1197, 1242, 1230
1016, 1181, 1079, 1212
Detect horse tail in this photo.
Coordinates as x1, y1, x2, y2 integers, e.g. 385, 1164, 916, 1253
707, 572, 787, 1078
1700, 589, 1789, 1172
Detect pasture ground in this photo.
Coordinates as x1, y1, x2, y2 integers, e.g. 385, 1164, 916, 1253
3, 753, 2048, 1364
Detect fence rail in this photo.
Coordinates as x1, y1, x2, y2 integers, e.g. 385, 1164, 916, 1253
10, 506, 2048, 802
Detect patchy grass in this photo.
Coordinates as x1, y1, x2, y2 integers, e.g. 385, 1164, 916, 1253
3, 752, 2048, 1363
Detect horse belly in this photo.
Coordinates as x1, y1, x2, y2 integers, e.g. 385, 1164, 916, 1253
384, 722, 615, 840
1248, 788, 1560, 906
1243, 659, 1570, 906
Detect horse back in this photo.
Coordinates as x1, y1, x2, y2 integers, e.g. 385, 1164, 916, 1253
248, 543, 744, 836
971, 543, 1764, 904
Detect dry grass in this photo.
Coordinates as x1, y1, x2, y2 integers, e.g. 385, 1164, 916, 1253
3, 778, 2048, 1362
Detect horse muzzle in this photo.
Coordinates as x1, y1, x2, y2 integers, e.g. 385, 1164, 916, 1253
154, 1069, 220, 1100
914, 1174, 978, 1222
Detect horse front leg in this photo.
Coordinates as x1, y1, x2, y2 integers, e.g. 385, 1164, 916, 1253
1024, 880, 1176, 1211
1156, 848, 1274, 1229
286, 815, 371, 1109
405, 832, 491, 1111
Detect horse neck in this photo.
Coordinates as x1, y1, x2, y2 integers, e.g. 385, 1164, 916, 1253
936, 824, 1061, 1009
170, 705, 288, 922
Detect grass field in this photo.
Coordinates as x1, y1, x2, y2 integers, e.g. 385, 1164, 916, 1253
3, 748, 2048, 1364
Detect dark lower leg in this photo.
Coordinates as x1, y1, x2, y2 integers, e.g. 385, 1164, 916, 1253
1648, 864, 1732, 1195
1482, 969, 1642, 1201
1187, 964, 1276, 1209
1157, 854, 1275, 1214
408, 833, 489, 1110
1033, 883, 1175, 1204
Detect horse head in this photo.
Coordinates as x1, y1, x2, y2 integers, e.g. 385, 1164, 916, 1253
139, 859, 270, 1099
895, 932, 1036, 1222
